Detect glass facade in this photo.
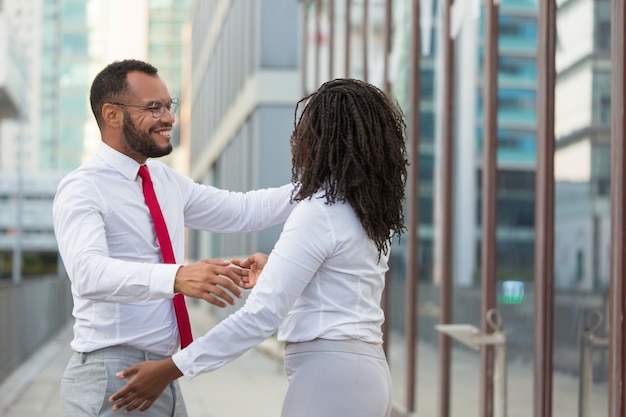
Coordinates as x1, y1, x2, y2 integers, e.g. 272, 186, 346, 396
39, 0, 90, 172
420, 1, 536, 408
477, 0, 537, 281
383, 0, 538, 285
147, 0, 191, 109
552, 1, 612, 414
186, 0, 299, 261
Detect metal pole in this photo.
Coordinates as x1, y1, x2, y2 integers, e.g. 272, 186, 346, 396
578, 312, 602, 417
383, 0, 392, 96
314, 0, 321, 88
579, 312, 610, 417
480, 0, 499, 414
437, 0, 454, 413
579, 331, 593, 417
345, 0, 351, 77
381, 0, 392, 359
362, 0, 368, 82
12, 118, 23, 284
494, 340, 507, 417
488, 309, 507, 417
302, 1, 310, 95
608, 1, 626, 415
534, 0, 556, 416
405, 0, 421, 412
328, 0, 335, 80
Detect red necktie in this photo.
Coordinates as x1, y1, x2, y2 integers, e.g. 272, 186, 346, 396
138, 165, 193, 348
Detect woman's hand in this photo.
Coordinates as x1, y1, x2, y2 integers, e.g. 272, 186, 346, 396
109, 357, 183, 413
174, 259, 250, 307
230, 252, 269, 289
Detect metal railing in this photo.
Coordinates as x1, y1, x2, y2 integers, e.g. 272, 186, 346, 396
301, 0, 626, 416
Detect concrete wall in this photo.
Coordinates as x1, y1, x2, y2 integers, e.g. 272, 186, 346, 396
0, 276, 72, 382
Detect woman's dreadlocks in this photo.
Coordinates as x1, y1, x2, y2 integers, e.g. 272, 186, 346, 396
290, 78, 409, 257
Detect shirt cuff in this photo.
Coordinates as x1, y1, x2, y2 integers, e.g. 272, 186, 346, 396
150, 263, 181, 298
172, 347, 197, 379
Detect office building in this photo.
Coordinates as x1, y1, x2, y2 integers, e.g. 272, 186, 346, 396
0, 0, 91, 278
321, 0, 537, 287
186, 0, 300, 260
0, 0, 62, 279
553, 0, 611, 291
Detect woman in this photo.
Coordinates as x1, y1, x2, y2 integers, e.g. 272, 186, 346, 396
110, 78, 408, 417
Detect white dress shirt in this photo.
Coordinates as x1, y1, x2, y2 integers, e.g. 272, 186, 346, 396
173, 191, 389, 378
53, 142, 294, 356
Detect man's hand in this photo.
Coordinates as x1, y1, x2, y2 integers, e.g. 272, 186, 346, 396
174, 259, 249, 307
230, 252, 269, 289
109, 358, 182, 413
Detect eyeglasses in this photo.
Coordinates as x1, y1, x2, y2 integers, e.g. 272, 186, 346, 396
110, 98, 179, 118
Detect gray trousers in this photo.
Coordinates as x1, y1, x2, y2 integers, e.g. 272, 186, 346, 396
281, 339, 392, 417
60, 345, 187, 417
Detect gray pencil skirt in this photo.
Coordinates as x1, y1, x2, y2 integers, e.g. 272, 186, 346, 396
281, 338, 392, 417
60, 345, 187, 417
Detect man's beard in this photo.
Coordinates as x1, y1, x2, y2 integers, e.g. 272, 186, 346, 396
122, 111, 172, 159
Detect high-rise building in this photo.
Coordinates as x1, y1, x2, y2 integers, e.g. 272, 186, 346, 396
554, 0, 611, 290
146, 0, 193, 171
381, 0, 538, 286
473, 0, 538, 283
0, 0, 63, 280
1, 0, 37, 171
185, 0, 538, 284
147, 0, 191, 111
0, 1, 30, 280
40, 0, 90, 171
0, 0, 92, 275
185, 0, 300, 261
0, 0, 195, 279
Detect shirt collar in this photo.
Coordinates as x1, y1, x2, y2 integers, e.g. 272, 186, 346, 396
96, 142, 144, 181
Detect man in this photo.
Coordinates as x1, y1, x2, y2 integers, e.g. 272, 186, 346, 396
52, 59, 293, 416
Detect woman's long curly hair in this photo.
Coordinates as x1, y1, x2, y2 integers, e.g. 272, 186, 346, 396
290, 78, 409, 256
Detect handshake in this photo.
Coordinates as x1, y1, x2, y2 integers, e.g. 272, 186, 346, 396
173, 252, 269, 307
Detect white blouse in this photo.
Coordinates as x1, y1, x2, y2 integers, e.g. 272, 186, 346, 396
173, 191, 389, 378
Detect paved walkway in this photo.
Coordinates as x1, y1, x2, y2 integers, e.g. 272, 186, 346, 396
0, 302, 288, 417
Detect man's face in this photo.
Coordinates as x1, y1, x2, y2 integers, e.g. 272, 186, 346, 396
119, 71, 175, 161
121, 109, 172, 159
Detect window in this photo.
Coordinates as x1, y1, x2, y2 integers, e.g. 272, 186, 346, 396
499, 15, 537, 39
599, 95, 611, 125
476, 127, 536, 158
595, 21, 610, 51
61, 2, 87, 27
420, 111, 435, 143
499, 89, 536, 112
61, 33, 87, 56
499, 56, 536, 81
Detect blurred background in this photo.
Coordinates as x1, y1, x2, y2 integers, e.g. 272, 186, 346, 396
0, 0, 617, 416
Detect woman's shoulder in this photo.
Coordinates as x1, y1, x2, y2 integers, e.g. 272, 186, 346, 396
292, 192, 353, 221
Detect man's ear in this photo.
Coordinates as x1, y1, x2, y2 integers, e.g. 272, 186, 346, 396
102, 103, 123, 128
